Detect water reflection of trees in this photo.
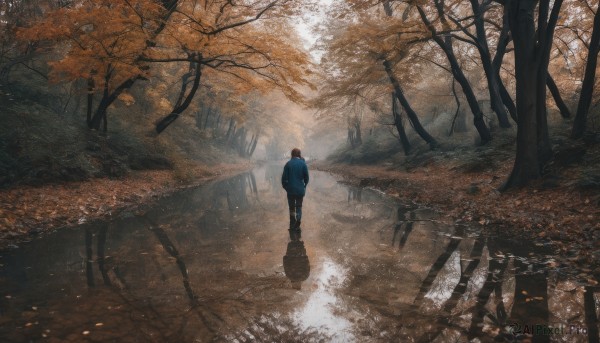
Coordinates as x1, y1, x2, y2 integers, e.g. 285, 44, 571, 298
76, 213, 293, 341
350, 205, 600, 343
84, 225, 112, 287
265, 163, 284, 193
347, 187, 362, 202
211, 171, 259, 211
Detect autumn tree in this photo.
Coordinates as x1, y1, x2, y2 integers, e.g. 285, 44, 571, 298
18, 0, 313, 134
315, 1, 438, 152
18, 0, 176, 130
0, 0, 68, 85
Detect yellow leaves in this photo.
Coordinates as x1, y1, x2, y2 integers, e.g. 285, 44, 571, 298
18, 0, 163, 88
117, 92, 136, 106
157, 98, 173, 112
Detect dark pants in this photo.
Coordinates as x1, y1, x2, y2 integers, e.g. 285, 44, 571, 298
287, 194, 304, 228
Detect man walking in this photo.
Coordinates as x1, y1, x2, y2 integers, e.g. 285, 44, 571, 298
281, 148, 309, 230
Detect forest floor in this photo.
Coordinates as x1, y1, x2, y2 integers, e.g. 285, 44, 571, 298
313, 136, 600, 285
0, 161, 253, 249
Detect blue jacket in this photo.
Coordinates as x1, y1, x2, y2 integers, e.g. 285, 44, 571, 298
282, 158, 309, 196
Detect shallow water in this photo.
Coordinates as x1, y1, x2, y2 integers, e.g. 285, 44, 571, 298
0, 163, 598, 342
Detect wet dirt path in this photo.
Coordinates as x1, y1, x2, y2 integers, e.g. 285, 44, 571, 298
0, 163, 598, 342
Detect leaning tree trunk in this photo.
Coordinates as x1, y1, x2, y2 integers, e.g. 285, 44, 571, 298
383, 59, 437, 148
547, 74, 571, 118
392, 92, 411, 155
89, 76, 136, 130
245, 133, 256, 156
449, 78, 462, 136
156, 58, 202, 133
247, 133, 259, 157
572, 4, 600, 139
442, 37, 492, 144
492, 5, 518, 122
416, 5, 491, 144
469, 0, 512, 128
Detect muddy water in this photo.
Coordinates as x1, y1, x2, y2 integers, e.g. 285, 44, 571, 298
0, 163, 598, 342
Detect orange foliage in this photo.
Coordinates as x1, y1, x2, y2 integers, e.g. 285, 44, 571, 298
18, 0, 314, 107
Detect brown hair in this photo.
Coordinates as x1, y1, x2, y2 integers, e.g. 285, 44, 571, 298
291, 148, 301, 158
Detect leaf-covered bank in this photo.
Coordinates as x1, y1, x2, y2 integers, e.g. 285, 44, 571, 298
0, 161, 253, 249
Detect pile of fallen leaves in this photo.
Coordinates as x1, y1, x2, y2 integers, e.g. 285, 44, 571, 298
0, 162, 252, 248
314, 142, 600, 282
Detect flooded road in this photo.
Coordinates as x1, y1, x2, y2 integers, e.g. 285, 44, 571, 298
1, 163, 598, 342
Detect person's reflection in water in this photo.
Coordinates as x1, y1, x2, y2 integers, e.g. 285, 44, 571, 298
283, 229, 310, 290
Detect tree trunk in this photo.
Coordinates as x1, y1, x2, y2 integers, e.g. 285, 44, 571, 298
572, 4, 600, 139
246, 133, 255, 156
156, 59, 202, 133
85, 0, 180, 131
449, 78, 461, 136
505, 0, 541, 188
535, 0, 558, 166
416, 5, 491, 143
225, 117, 235, 140
392, 92, 411, 155
504, 0, 562, 189
354, 121, 362, 145
86, 77, 94, 126
248, 133, 259, 157
231, 127, 246, 154
492, 5, 518, 122
547, 74, 571, 118
204, 107, 211, 130
195, 110, 203, 129
444, 39, 492, 144
383, 59, 437, 148
227, 123, 237, 146
347, 128, 356, 148
89, 77, 136, 130
239, 128, 248, 156
215, 113, 221, 133
469, 0, 511, 128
